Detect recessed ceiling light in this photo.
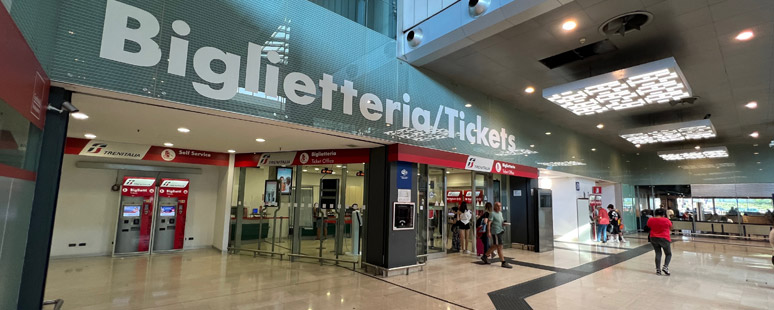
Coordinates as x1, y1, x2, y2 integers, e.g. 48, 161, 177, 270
228, 150, 236, 153
525, 86, 535, 94
465, 103, 472, 108
562, 20, 577, 31
71, 112, 89, 120
754, 152, 759, 155
177, 127, 190, 133
84, 133, 96, 139
757, 162, 761, 164
596, 124, 604, 129
735, 30, 754, 41
256, 138, 266, 142
303, 169, 308, 172
530, 144, 535, 148
745, 101, 758, 109
314, 168, 320, 170
336, 165, 342, 168
164, 142, 174, 147
591, 148, 597, 152
753, 144, 759, 147
620, 119, 716, 145
543, 57, 691, 115
750, 131, 759, 138
545, 132, 551, 135
635, 144, 641, 148
694, 145, 701, 150
658, 146, 729, 161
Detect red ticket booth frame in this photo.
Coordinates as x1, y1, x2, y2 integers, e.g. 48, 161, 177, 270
159, 179, 190, 250
121, 177, 156, 252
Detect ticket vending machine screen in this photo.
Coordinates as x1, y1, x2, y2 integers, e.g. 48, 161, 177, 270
160, 206, 176, 216
123, 206, 141, 217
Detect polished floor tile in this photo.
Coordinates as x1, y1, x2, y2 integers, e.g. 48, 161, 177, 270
45, 234, 774, 310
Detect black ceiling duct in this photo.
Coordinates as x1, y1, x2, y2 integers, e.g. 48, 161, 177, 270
539, 39, 617, 69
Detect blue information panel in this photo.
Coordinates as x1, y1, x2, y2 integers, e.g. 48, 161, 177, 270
397, 162, 412, 189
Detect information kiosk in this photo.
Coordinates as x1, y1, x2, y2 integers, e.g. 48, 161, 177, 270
115, 177, 156, 255
153, 179, 190, 251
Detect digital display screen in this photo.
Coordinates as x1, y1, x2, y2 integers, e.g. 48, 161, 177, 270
123, 206, 141, 217
277, 167, 293, 195
160, 206, 176, 216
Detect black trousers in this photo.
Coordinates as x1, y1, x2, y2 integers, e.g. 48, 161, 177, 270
650, 237, 672, 269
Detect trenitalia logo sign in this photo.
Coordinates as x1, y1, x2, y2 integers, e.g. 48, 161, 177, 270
98, 0, 520, 153
80, 141, 149, 159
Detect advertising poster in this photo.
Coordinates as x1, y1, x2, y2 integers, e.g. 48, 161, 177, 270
265, 180, 278, 206
277, 167, 293, 195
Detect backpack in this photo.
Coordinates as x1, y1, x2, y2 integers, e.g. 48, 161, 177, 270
476, 213, 487, 233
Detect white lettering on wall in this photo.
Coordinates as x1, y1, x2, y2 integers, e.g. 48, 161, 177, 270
99, 0, 520, 153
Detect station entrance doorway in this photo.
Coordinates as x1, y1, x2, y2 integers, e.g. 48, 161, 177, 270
415, 165, 510, 260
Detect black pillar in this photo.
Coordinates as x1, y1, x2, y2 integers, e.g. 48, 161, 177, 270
17, 87, 71, 308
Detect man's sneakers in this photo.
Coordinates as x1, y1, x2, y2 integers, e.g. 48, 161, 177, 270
481, 255, 490, 265
501, 262, 513, 269
662, 266, 670, 276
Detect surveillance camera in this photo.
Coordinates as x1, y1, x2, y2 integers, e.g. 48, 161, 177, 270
406, 28, 423, 48
469, 0, 491, 17
62, 101, 79, 113
47, 101, 80, 114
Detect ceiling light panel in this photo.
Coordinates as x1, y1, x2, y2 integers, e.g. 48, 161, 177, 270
657, 146, 729, 161
619, 119, 716, 145
543, 57, 692, 115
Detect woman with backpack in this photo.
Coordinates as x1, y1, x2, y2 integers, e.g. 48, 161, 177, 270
458, 202, 473, 254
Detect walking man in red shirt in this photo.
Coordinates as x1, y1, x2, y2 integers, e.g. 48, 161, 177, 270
647, 208, 673, 276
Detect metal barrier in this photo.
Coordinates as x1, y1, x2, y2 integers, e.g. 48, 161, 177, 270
286, 253, 358, 270
42, 299, 64, 310
362, 262, 425, 277
227, 247, 284, 260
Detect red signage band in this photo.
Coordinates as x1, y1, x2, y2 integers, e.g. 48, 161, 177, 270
234, 148, 371, 167
0, 4, 49, 129
388, 144, 538, 178
65, 138, 230, 166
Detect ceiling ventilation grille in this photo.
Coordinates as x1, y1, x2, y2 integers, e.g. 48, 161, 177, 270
599, 11, 653, 37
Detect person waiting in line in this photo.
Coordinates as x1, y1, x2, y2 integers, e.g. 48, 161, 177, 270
481, 202, 513, 268
607, 204, 626, 243
595, 205, 610, 243
477, 203, 497, 258
449, 206, 460, 252
458, 202, 473, 254
647, 208, 673, 276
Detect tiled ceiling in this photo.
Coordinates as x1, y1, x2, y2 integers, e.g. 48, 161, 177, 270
423, 0, 774, 153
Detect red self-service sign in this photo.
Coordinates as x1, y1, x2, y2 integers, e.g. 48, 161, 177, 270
159, 178, 189, 250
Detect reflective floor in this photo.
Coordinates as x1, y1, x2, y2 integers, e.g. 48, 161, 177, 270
45, 234, 774, 309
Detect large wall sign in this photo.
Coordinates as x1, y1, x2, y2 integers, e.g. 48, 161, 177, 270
44, 0, 631, 183
389, 144, 538, 178
65, 138, 230, 166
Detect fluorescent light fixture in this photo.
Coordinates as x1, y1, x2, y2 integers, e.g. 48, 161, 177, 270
745, 101, 758, 109
678, 163, 735, 170
619, 119, 716, 145
465, 103, 472, 108
384, 127, 450, 142
256, 138, 266, 142
177, 127, 190, 133
228, 150, 236, 153
545, 132, 552, 135
71, 112, 89, 120
543, 57, 692, 115
537, 161, 587, 167
657, 146, 729, 161
84, 133, 97, 139
164, 142, 174, 147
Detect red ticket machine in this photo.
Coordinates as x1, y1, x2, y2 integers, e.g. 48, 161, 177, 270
155, 179, 190, 251
114, 177, 156, 254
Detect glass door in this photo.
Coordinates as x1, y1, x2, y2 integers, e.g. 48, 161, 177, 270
427, 167, 446, 257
